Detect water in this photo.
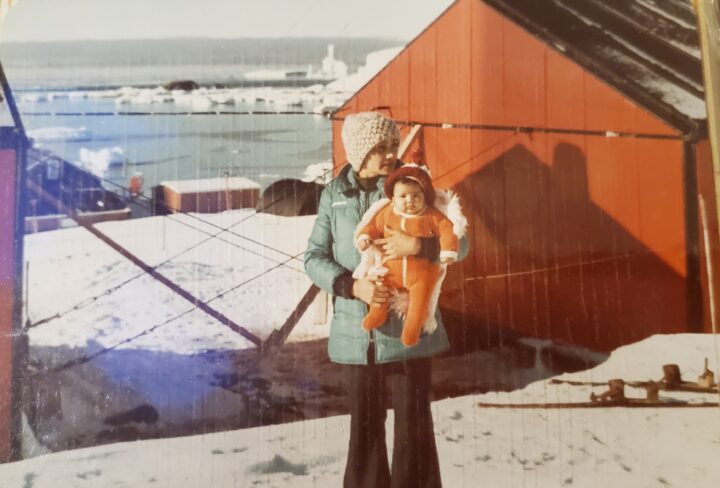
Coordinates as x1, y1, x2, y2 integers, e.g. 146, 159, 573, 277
23, 96, 332, 190
1, 38, 400, 190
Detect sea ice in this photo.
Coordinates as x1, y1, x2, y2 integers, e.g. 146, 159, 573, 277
78, 146, 126, 173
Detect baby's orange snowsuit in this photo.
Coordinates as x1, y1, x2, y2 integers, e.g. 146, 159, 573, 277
356, 204, 458, 346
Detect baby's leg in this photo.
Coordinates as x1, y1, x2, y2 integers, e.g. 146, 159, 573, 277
401, 264, 442, 346
362, 302, 388, 330
362, 267, 402, 331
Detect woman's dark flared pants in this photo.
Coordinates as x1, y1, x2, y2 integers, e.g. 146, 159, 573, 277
342, 352, 442, 488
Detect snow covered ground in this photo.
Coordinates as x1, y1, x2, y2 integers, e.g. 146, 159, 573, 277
12, 204, 720, 487
1, 334, 719, 487
25, 210, 321, 354
21, 209, 340, 451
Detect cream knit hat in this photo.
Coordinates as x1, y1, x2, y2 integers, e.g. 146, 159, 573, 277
341, 112, 400, 172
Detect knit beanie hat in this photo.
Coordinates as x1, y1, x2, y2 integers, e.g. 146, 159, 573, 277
384, 164, 435, 206
341, 112, 400, 171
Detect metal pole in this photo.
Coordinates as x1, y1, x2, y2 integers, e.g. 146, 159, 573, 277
0, 59, 25, 136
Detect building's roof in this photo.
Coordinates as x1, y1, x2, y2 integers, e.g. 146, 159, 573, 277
162, 177, 261, 194
484, 0, 706, 136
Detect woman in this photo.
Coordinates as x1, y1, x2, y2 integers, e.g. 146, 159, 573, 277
304, 111, 466, 488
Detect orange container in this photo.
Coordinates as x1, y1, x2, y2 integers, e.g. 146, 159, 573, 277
129, 173, 144, 196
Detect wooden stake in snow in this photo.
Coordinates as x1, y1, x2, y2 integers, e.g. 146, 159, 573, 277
699, 195, 720, 409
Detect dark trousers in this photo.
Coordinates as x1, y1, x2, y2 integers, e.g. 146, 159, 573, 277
342, 350, 442, 488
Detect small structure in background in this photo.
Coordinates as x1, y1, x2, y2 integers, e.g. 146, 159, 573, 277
245, 43, 348, 82
159, 176, 260, 213
316, 44, 348, 80
129, 172, 144, 197
25, 148, 130, 233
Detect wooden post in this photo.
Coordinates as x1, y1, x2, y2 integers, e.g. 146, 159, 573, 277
0, 127, 26, 462
398, 124, 422, 161
693, 0, 720, 412
693, 1, 720, 258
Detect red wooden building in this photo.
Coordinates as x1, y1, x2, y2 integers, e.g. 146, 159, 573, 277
332, 0, 718, 351
0, 124, 26, 462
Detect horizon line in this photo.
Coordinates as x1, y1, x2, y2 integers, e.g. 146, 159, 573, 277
0, 35, 408, 45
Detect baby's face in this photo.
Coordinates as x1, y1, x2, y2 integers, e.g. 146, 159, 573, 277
392, 180, 426, 215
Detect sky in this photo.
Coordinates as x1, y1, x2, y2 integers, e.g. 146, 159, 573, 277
0, 0, 455, 42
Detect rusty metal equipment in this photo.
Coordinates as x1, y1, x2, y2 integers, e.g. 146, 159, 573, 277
590, 379, 626, 403
661, 364, 683, 388
698, 358, 716, 388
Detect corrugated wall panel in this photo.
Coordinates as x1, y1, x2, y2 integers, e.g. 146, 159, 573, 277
503, 135, 554, 337
501, 16, 546, 127
380, 50, 411, 122
355, 73, 379, 116
584, 137, 642, 248
470, 0, 505, 125
331, 118, 345, 171
435, 0, 472, 125
434, 128, 472, 185
636, 139, 686, 275
546, 49, 586, 129
584, 79, 644, 134
632, 105, 682, 136
408, 25, 438, 123
441, 132, 510, 330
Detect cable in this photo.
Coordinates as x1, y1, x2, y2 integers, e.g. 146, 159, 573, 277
25, 150, 332, 330
330, 115, 688, 141
26, 188, 305, 329
21, 110, 332, 117
82, 159, 325, 263
28, 147, 317, 264
49, 250, 305, 374
432, 131, 520, 183
464, 250, 653, 283
27, 158, 332, 329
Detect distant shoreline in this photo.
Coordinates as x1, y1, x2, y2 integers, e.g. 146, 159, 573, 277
13, 78, 336, 93
0, 35, 405, 45
1, 37, 402, 92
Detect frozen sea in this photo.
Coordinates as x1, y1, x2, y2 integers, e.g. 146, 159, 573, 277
20, 94, 333, 191
1, 38, 400, 190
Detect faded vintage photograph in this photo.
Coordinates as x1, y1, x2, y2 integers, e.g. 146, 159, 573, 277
0, 0, 719, 486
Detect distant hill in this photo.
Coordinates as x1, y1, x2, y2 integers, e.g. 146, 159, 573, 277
0, 37, 402, 70
0, 37, 403, 90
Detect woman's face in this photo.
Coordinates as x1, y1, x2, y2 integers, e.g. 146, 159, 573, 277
358, 137, 400, 178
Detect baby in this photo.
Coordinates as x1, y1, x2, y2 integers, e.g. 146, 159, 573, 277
355, 164, 459, 346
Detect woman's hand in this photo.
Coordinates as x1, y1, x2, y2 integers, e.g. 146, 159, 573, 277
375, 226, 421, 261
352, 278, 391, 306
357, 237, 371, 251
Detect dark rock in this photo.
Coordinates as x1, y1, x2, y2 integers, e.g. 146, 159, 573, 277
96, 426, 141, 443
540, 346, 605, 373
256, 178, 324, 216
247, 455, 308, 476
103, 404, 159, 426
163, 80, 200, 92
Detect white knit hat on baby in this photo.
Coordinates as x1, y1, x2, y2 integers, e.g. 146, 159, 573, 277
341, 112, 400, 172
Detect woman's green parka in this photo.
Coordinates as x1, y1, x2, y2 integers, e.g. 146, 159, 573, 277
304, 163, 466, 364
